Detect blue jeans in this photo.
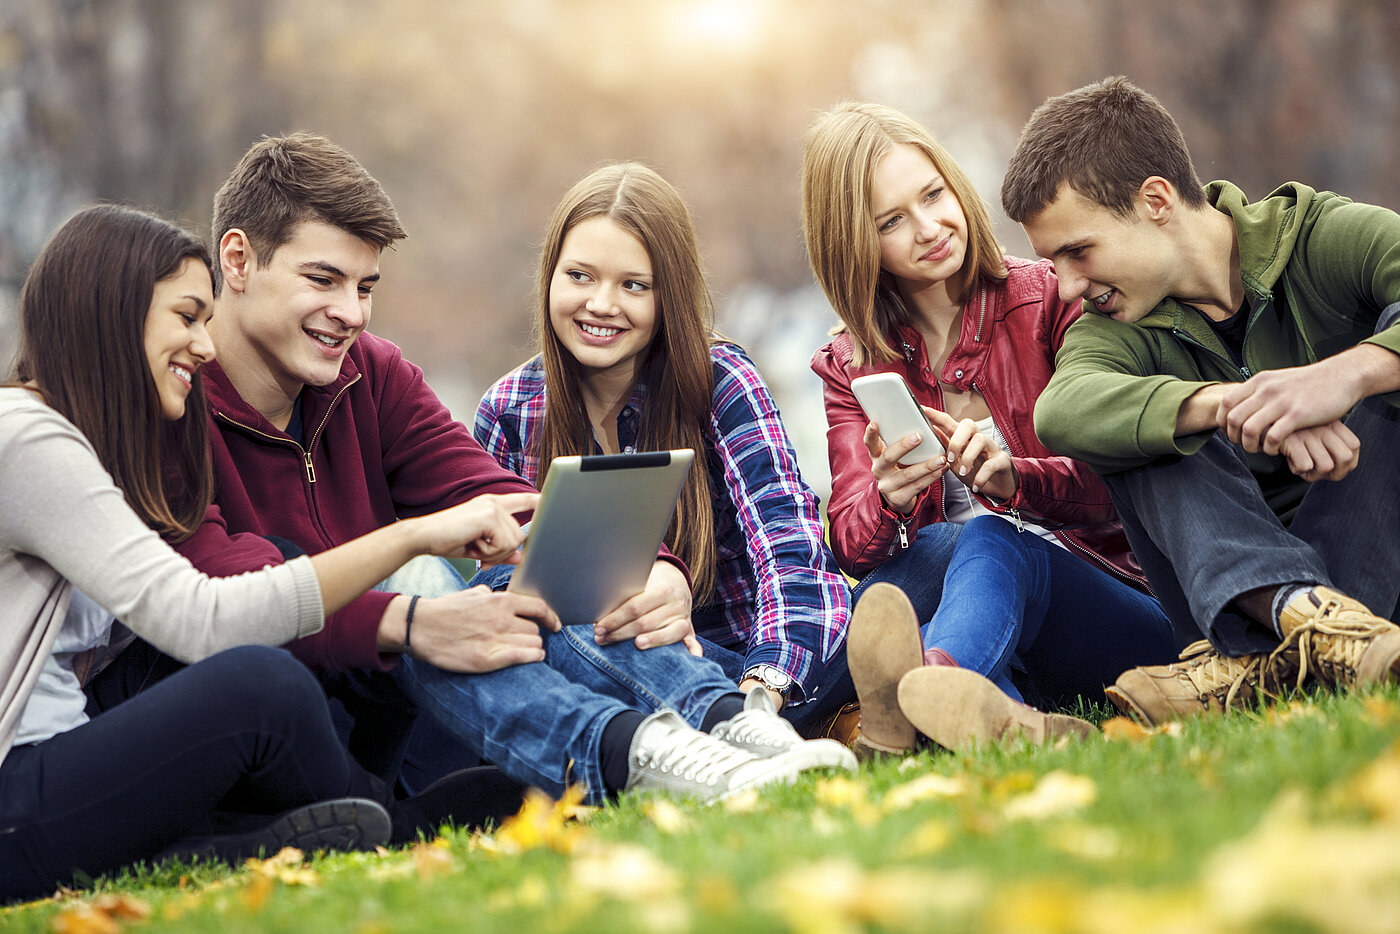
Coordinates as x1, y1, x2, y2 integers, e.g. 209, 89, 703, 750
850, 521, 963, 624
382, 558, 739, 804
919, 516, 1178, 705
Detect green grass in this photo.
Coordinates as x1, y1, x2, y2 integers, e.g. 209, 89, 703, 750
7, 686, 1400, 934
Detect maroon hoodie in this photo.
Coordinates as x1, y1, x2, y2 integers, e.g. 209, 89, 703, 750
175, 331, 536, 671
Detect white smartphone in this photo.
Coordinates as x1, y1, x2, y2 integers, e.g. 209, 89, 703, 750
849, 372, 945, 466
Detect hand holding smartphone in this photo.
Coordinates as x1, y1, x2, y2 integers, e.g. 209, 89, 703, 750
850, 373, 945, 466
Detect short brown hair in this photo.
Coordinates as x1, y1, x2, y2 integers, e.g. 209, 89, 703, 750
532, 162, 720, 601
12, 204, 214, 540
1002, 76, 1207, 223
210, 132, 406, 292
801, 102, 1006, 365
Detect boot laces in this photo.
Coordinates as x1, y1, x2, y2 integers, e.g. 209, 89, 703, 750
1171, 640, 1275, 709
1277, 612, 1386, 685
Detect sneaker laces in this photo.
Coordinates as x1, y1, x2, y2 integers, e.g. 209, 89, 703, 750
637, 727, 756, 788
712, 708, 802, 753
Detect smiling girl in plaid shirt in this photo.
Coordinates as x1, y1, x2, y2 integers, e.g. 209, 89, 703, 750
475, 163, 853, 734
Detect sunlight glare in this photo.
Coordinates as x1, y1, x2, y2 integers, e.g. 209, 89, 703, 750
668, 0, 767, 52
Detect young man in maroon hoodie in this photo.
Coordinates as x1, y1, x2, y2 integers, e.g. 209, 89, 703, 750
169, 132, 854, 806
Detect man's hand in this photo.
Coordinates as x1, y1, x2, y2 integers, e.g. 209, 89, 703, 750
1218, 360, 1365, 455
1278, 420, 1360, 482
409, 492, 538, 566
391, 586, 559, 673
863, 420, 946, 515
593, 559, 699, 654
1219, 344, 1400, 455
926, 409, 1018, 502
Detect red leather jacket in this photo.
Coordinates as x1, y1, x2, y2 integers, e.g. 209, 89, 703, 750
809, 257, 1146, 590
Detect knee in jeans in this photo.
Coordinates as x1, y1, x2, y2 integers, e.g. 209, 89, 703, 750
197, 646, 323, 713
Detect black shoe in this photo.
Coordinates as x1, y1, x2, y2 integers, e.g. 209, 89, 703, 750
156, 797, 391, 864
391, 765, 529, 844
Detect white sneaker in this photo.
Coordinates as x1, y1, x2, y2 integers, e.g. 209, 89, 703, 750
624, 709, 834, 803
711, 688, 857, 771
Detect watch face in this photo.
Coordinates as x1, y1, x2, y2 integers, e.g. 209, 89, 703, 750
758, 665, 793, 691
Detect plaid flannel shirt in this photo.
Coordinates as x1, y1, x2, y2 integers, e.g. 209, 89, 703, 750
473, 342, 849, 700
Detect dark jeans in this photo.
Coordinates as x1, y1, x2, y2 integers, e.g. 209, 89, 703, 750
85, 636, 420, 787
0, 646, 380, 903
1104, 414, 1400, 656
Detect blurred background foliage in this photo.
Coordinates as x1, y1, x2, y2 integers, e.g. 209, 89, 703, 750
3, 0, 1398, 493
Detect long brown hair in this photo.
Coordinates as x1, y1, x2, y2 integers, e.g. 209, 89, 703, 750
802, 101, 1007, 364
11, 204, 215, 541
532, 163, 718, 601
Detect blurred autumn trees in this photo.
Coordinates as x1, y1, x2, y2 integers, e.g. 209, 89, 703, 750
3, 0, 1399, 454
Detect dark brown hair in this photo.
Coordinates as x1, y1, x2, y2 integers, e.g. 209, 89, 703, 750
533, 162, 719, 602
210, 132, 406, 291
11, 204, 214, 540
1001, 75, 1207, 222
802, 101, 1007, 365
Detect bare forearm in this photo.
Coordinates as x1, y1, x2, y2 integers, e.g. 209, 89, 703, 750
1175, 383, 1229, 437
309, 521, 422, 617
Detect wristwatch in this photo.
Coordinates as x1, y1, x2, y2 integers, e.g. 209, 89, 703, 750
742, 664, 794, 699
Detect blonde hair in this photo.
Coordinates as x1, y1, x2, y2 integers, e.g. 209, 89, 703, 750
802, 101, 1006, 364
533, 162, 719, 602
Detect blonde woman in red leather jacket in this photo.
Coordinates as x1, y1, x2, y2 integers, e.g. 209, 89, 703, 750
803, 102, 1179, 758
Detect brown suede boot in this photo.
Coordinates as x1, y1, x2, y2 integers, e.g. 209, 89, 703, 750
1277, 586, 1400, 690
897, 667, 1096, 749
847, 583, 929, 760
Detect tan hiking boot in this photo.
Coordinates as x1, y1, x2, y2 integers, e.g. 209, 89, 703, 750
1105, 639, 1299, 726
897, 667, 1096, 749
1277, 586, 1400, 689
847, 583, 926, 759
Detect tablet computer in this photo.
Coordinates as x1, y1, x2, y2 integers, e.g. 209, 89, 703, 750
508, 449, 694, 625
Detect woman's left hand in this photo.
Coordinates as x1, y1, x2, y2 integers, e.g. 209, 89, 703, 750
593, 559, 701, 655
925, 409, 1019, 502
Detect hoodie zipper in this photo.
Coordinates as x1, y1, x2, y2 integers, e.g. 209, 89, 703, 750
214, 374, 361, 485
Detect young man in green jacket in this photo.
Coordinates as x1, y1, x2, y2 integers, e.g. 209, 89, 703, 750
999, 75, 1400, 724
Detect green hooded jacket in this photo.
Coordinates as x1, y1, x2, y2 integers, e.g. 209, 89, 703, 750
1035, 180, 1400, 503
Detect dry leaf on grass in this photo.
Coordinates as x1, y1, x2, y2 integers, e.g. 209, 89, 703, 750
1100, 716, 1156, 742
769, 858, 985, 934
813, 776, 880, 825
1205, 788, 1400, 934
1003, 771, 1096, 822
1345, 743, 1400, 823
641, 799, 692, 834
52, 895, 150, 934
568, 842, 680, 900
473, 785, 589, 856
882, 772, 968, 811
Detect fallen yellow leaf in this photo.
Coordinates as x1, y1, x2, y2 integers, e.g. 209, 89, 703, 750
1205, 788, 1400, 934
1100, 716, 1155, 742
412, 839, 456, 880
569, 842, 680, 900
479, 785, 589, 856
641, 798, 692, 834
1003, 771, 1096, 822
1348, 744, 1400, 822
882, 771, 968, 811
